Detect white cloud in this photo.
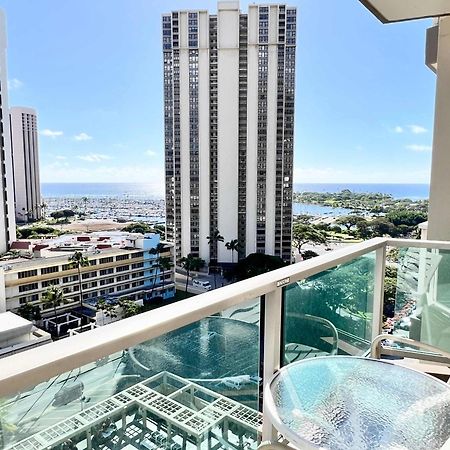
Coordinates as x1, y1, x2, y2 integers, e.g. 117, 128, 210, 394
407, 125, 427, 134
392, 124, 427, 134
74, 132, 93, 141
41, 129, 63, 138
55, 155, 67, 160
8, 78, 23, 90
405, 144, 432, 152
78, 153, 111, 162
145, 149, 157, 157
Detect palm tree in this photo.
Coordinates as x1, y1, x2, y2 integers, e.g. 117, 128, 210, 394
225, 239, 240, 264
149, 243, 167, 256
157, 256, 173, 299
207, 229, 224, 288
69, 251, 90, 308
82, 196, 89, 216
40, 202, 48, 220
180, 254, 205, 298
207, 229, 224, 256
42, 285, 64, 323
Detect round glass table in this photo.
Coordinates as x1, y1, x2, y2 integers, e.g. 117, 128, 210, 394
264, 356, 450, 450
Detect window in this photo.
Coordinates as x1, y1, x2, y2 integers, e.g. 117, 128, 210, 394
100, 268, 114, 276
19, 283, 38, 293
18, 269, 37, 279
42, 279, 59, 288
82, 271, 97, 280
116, 265, 129, 273
100, 256, 114, 264
41, 266, 59, 275
116, 254, 129, 261
62, 275, 79, 283
131, 252, 143, 259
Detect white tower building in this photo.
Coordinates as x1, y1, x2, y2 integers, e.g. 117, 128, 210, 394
163, 1, 296, 264
10, 107, 42, 222
0, 10, 17, 251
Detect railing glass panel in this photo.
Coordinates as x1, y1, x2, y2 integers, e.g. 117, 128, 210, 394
282, 252, 376, 364
0, 300, 262, 450
387, 246, 450, 355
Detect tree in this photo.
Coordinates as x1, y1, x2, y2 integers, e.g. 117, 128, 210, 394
69, 251, 90, 308
157, 256, 173, 299
368, 217, 396, 238
227, 253, 286, 282
42, 285, 64, 321
180, 254, 205, 297
122, 222, 154, 234
153, 224, 166, 240
17, 302, 41, 322
225, 239, 240, 263
40, 202, 48, 220
336, 215, 367, 232
118, 298, 141, 318
82, 196, 89, 215
207, 229, 224, 288
292, 223, 327, 255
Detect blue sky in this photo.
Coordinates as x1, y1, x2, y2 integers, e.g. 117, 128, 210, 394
0, 0, 435, 195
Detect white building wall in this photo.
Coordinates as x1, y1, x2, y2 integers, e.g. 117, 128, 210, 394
428, 17, 450, 241
198, 11, 211, 262
179, 12, 192, 258
245, 5, 259, 256
217, 1, 240, 262
0, 10, 16, 250
264, 6, 279, 255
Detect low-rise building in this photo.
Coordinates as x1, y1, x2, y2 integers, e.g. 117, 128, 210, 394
0, 311, 51, 357
0, 231, 175, 318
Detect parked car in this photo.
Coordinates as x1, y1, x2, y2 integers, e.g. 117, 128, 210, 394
193, 279, 212, 290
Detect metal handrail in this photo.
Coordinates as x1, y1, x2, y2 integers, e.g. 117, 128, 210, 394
0, 238, 387, 397
371, 334, 450, 361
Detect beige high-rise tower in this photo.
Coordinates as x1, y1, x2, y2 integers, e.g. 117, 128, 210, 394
163, 1, 296, 264
10, 107, 42, 223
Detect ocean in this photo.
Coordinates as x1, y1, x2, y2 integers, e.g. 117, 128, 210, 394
42, 182, 430, 200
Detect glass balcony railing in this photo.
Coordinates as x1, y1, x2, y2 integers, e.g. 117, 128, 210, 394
0, 237, 450, 449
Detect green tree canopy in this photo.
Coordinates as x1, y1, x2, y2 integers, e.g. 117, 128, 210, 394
227, 253, 286, 281
292, 223, 328, 254
122, 222, 155, 234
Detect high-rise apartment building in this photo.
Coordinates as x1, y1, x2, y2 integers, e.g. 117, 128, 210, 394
9, 107, 42, 223
163, 1, 296, 264
0, 10, 17, 251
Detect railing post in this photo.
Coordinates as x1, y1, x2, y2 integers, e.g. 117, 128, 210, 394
372, 245, 386, 342
262, 288, 282, 441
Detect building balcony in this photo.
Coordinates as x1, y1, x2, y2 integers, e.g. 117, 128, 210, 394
0, 237, 450, 449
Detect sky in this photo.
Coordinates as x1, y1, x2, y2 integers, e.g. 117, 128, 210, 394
0, 0, 436, 195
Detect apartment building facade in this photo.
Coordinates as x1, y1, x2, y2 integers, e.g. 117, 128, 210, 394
163, 1, 296, 264
0, 232, 175, 317
0, 10, 17, 251
9, 106, 42, 222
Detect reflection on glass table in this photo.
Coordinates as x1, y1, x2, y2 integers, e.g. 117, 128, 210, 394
264, 356, 450, 450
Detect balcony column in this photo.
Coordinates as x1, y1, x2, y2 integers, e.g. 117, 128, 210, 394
428, 16, 450, 241
262, 288, 282, 441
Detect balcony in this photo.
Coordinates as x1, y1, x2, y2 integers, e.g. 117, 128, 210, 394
1, 237, 450, 449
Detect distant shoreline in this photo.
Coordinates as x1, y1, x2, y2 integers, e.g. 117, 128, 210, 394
41, 182, 430, 201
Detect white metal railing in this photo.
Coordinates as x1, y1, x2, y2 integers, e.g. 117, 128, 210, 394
2, 236, 450, 442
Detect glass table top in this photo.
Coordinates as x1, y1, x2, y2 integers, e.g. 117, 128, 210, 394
266, 356, 450, 450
